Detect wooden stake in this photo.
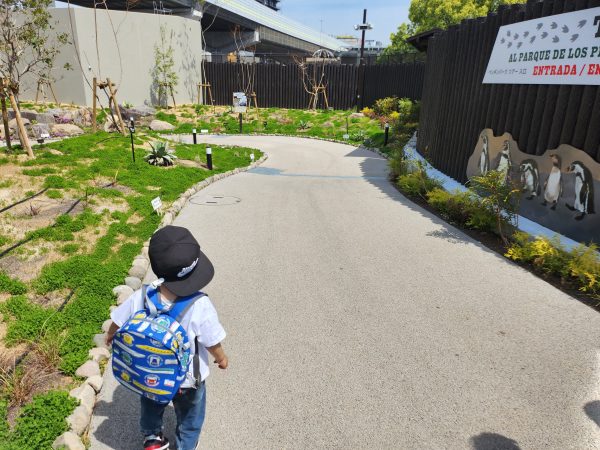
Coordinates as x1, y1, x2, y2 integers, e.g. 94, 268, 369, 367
0, 81, 11, 151
170, 84, 176, 112
6, 80, 33, 158
197, 82, 214, 107
106, 78, 126, 135
92, 77, 97, 133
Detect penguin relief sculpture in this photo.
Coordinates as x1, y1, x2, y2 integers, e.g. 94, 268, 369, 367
542, 154, 562, 210
565, 161, 595, 220
466, 129, 599, 244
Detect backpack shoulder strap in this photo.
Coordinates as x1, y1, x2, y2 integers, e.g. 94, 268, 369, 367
169, 292, 207, 324
143, 284, 161, 317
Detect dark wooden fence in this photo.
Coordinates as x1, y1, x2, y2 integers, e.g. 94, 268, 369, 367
418, 0, 600, 183
203, 62, 425, 110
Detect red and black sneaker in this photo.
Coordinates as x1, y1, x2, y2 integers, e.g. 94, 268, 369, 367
143, 433, 169, 450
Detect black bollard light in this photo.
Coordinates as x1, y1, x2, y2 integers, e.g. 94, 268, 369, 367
239, 113, 243, 133
192, 128, 197, 145
384, 122, 390, 147
206, 147, 213, 170
128, 117, 136, 162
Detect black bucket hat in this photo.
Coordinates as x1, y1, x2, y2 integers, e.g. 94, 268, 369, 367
148, 225, 215, 297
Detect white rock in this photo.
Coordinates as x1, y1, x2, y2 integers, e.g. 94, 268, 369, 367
101, 319, 113, 333
128, 265, 147, 279
117, 290, 131, 305
66, 405, 91, 436
93, 333, 108, 349
112, 285, 134, 298
50, 123, 84, 137
75, 360, 100, 378
86, 375, 104, 393
161, 212, 173, 226
52, 431, 85, 450
134, 254, 148, 262
70, 383, 96, 413
125, 276, 142, 290
109, 305, 117, 312
89, 347, 111, 363
141, 247, 149, 258
132, 258, 149, 270
149, 119, 175, 131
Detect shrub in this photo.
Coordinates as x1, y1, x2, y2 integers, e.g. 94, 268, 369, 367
397, 161, 442, 199
397, 98, 413, 117
505, 232, 569, 275
46, 189, 62, 199
361, 107, 376, 118
373, 96, 399, 116
144, 142, 177, 166
469, 171, 521, 244
426, 188, 496, 232
568, 244, 600, 297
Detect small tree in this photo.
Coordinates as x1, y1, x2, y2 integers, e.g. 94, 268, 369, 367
469, 170, 521, 245
0, 0, 68, 156
151, 24, 178, 107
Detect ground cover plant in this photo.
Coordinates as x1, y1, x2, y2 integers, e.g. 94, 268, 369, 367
0, 131, 261, 447
148, 99, 419, 152
389, 146, 600, 305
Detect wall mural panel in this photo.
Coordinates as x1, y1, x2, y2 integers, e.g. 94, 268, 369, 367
467, 129, 599, 244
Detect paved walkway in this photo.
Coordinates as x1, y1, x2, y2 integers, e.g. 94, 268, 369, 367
89, 136, 600, 449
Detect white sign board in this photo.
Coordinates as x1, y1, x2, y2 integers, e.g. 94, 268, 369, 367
151, 196, 162, 211
483, 8, 600, 85
233, 92, 248, 113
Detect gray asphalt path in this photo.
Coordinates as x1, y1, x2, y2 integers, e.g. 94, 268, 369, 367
89, 136, 600, 449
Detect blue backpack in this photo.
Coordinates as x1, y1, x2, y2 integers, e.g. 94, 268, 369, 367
112, 284, 205, 404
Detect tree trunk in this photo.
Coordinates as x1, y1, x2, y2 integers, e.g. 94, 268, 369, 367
0, 88, 11, 151
6, 83, 34, 158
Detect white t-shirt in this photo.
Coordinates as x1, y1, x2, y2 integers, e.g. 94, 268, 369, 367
111, 288, 226, 388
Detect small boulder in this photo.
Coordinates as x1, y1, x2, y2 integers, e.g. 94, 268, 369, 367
70, 383, 96, 413
52, 431, 85, 450
72, 108, 92, 127
121, 105, 156, 120
149, 119, 175, 131
8, 118, 30, 131
51, 123, 84, 137
128, 265, 146, 280
117, 290, 131, 305
66, 405, 91, 436
101, 319, 113, 333
31, 123, 51, 139
93, 333, 108, 349
132, 258, 149, 270
75, 360, 100, 378
19, 110, 38, 121
86, 375, 104, 393
349, 112, 364, 118
104, 119, 120, 133
125, 276, 142, 290
161, 212, 173, 226
112, 285, 134, 298
36, 112, 56, 124
89, 347, 111, 363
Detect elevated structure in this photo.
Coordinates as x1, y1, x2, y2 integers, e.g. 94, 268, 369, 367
63, 0, 345, 61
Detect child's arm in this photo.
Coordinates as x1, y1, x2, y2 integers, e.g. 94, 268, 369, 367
105, 321, 120, 346
207, 343, 228, 369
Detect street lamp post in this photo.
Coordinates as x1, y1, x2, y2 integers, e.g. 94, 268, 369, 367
354, 10, 373, 111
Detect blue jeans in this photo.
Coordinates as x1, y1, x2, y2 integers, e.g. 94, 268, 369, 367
140, 383, 206, 450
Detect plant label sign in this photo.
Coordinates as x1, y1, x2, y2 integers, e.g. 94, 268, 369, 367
484, 7, 600, 85
200, 129, 209, 134
233, 92, 248, 113
151, 196, 162, 212
343, 134, 350, 140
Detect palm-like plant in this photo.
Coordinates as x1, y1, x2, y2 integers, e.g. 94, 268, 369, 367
144, 142, 177, 166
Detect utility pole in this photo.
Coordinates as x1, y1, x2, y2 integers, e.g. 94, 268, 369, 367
354, 9, 373, 111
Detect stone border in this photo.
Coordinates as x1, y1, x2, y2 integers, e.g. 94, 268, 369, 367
52, 153, 269, 450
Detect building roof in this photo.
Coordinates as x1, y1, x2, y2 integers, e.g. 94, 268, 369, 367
203, 0, 346, 51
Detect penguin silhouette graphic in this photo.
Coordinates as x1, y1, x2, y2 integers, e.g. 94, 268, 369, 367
542, 154, 562, 210
519, 159, 541, 200
565, 161, 595, 220
496, 140, 512, 184
479, 134, 490, 175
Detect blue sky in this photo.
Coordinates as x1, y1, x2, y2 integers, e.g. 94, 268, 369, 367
279, 0, 409, 45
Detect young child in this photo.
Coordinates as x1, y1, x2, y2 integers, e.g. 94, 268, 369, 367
106, 225, 228, 450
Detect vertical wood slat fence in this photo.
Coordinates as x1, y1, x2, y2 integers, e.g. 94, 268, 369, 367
418, 0, 600, 184
203, 62, 425, 110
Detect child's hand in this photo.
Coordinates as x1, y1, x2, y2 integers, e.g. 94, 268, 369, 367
215, 355, 228, 370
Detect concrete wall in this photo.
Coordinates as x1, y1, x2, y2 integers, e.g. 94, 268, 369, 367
20, 8, 204, 107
